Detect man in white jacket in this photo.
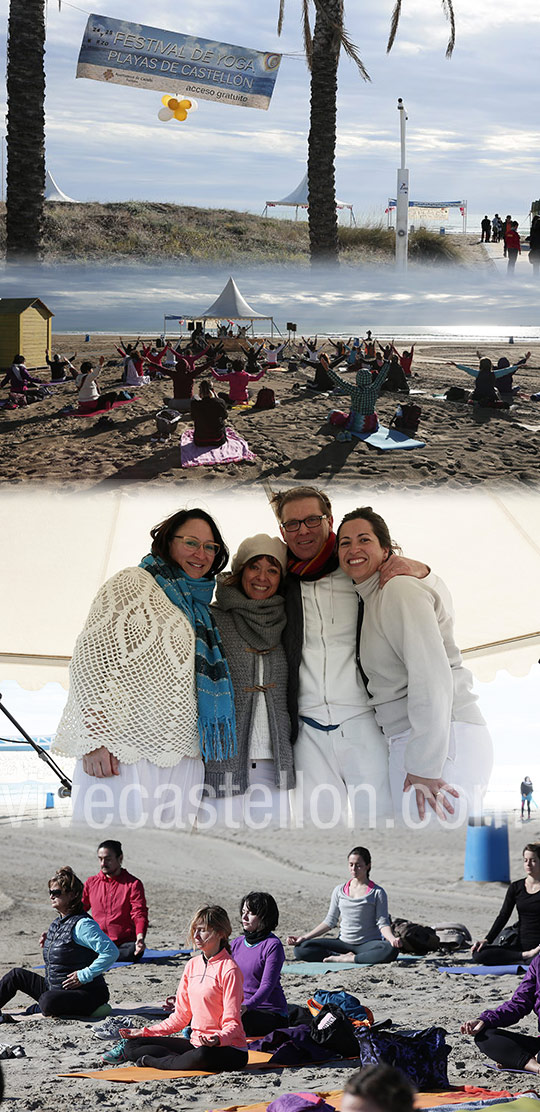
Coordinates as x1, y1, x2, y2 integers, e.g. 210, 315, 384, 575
274, 486, 430, 828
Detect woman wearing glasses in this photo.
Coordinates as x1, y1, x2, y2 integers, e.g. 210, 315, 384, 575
53, 509, 236, 828
0, 867, 118, 1020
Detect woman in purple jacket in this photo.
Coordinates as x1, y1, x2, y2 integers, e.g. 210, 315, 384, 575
231, 891, 288, 1035
461, 954, 540, 1073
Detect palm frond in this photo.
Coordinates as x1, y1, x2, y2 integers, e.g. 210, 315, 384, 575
277, 0, 285, 37
302, 0, 313, 69
386, 0, 402, 53
310, 0, 370, 80
441, 0, 456, 57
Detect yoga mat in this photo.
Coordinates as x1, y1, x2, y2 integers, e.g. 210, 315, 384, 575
357, 424, 426, 450
61, 1047, 369, 1081
439, 966, 529, 976
282, 962, 359, 974
485, 1063, 539, 1076
209, 1089, 524, 1112
111, 948, 191, 969
426, 1101, 540, 1112
181, 427, 256, 467
69, 397, 139, 417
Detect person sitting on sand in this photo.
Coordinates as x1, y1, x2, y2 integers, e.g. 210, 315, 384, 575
450, 356, 520, 408
153, 344, 218, 411
461, 951, 540, 1075
390, 342, 415, 377
342, 1064, 416, 1112
46, 349, 77, 382
83, 840, 148, 963
124, 350, 151, 387
191, 379, 228, 447
492, 352, 531, 398
0, 867, 118, 1020
231, 892, 288, 1035
471, 843, 540, 966
286, 846, 401, 966
103, 905, 248, 1072
1, 355, 45, 405
75, 356, 121, 414
211, 358, 266, 404
379, 354, 410, 394
260, 343, 286, 367
323, 352, 390, 436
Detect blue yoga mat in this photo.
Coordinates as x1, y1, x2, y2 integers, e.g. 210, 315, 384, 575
357, 424, 425, 450
111, 948, 191, 969
282, 955, 420, 975
439, 964, 529, 976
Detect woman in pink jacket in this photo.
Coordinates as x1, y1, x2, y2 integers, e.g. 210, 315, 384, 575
102, 905, 248, 1072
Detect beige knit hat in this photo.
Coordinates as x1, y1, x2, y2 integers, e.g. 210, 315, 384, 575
231, 534, 287, 576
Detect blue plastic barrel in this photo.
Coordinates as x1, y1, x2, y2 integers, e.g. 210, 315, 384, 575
464, 818, 510, 882
45, 791, 55, 809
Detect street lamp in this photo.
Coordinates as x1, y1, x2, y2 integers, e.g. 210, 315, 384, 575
395, 98, 409, 271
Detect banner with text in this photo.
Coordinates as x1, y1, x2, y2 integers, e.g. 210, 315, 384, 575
77, 15, 282, 110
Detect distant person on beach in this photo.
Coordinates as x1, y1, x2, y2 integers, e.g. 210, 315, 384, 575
481, 216, 491, 242
0, 867, 118, 1020
492, 214, 503, 243
124, 350, 151, 387
103, 905, 248, 1072
522, 777, 534, 820
528, 215, 540, 275
506, 221, 521, 273
390, 342, 415, 376
342, 1064, 416, 1112
46, 349, 77, 382
74, 356, 121, 414
471, 843, 540, 965
1, 355, 45, 405
231, 891, 288, 1035
462, 951, 540, 1075
503, 215, 512, 257
260, 343, 286, 367
287, 846, 402, 965
337, 506, 493, 824
379, 354, 410, 394
191, 379, 228, 447
82, 840, 148, 962
211, 358, 266, 404
272, 485, 430, 826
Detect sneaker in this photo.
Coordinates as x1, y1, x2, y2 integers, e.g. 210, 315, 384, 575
101, 1039, 129, 1064
93, 1015, 141, 1041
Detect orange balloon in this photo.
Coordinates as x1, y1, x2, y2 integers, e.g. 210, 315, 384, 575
161, 94, 172, 106
168, 98, 179, 111
174, 108, 188, 121
179, 98, 192, 109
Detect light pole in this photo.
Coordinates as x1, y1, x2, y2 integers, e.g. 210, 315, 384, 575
395, 98, 409, 271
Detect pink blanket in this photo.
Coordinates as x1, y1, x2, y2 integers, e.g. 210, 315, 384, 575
181, 427, 256, 467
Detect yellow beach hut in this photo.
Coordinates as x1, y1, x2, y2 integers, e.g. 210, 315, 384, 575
0, 298, 54, 371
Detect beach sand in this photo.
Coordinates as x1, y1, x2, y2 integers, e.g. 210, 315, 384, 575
1, 339, 540, 489
1, 816, 539, 1110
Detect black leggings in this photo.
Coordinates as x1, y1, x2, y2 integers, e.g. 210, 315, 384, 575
478, 946, 528, 966
123, 1035, 248, 1072
242, 1009, 288, 1036
475, 1027, 540, 1070
0, 966, 109, 1017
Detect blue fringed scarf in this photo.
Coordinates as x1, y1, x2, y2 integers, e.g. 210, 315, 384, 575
140, 553, 236, 761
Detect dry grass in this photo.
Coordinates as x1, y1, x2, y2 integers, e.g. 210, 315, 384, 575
0, 202, 465, 264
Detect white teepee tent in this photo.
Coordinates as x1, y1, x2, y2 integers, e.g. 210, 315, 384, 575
45, 170, 77, 203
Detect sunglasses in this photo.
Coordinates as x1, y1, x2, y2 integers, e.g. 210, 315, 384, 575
49, 888, 63, 898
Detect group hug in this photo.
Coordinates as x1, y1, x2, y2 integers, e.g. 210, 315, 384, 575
3, 839, 540, 1083
52, 485, 494, 830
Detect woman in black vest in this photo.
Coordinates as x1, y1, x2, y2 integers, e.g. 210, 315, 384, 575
0, 866, 118, 1019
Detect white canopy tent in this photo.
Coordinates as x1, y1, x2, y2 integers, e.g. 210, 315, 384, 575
166, 277, 277, 338
264, 174, 355, 226
45, 170, 77, 203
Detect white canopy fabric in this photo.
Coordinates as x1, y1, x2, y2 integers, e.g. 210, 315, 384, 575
45, 170, 77, 203
264, 173, 355, 224
200, 277, 269, 321
1, 487, 539, 691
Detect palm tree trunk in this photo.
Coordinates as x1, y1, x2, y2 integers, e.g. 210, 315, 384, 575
6, 0, 46, 260
307, 1, 342, 264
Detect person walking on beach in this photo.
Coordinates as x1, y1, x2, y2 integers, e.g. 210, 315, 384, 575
506, 221, 521, 274
481, 216, 491, 243
272, 486, 431, 826
521, 777, 534, 820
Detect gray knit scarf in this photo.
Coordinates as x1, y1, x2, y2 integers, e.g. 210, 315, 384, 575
213, 576, 286, 649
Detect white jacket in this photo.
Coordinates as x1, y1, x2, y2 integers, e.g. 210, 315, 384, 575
354, 572, 485, 777
52, 567, 199, 766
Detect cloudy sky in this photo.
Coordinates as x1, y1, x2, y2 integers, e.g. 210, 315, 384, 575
2, 0, 540, 224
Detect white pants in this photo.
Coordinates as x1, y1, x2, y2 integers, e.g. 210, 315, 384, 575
70, 757, 204, 830
292, 712, 393, 828
388, 721, 494, 829
202, 759, 292, 830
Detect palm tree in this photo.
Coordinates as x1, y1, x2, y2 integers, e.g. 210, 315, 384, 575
278, 0, 455, 264
6, 0, 46, 260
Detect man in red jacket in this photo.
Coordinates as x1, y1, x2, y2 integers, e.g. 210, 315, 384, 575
82, 840, 148, 962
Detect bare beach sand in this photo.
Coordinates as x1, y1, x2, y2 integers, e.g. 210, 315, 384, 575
1, 338, 540, 489
1, 816, 539, 1110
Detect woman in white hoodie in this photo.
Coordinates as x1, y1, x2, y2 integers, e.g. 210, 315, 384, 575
336, 507, 493, 826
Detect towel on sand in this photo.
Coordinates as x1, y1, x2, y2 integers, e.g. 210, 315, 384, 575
181, 427, 256, 466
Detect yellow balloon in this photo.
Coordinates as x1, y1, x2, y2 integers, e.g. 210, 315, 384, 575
179, 98, 192, 109
174, 108, 188, 121
161, 94, 172, 106
168, 98, 179, 111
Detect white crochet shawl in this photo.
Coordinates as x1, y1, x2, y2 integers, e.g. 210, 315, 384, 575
52, 567, 199, 766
